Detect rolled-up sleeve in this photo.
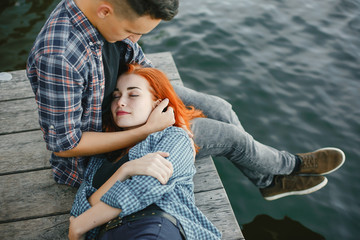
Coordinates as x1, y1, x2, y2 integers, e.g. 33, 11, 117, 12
100, 127, 195, 217
70, 183, 96, 217
35, 54, 84, 152
70, 158, 101, 216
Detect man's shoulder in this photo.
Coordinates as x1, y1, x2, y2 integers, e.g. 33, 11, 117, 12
32, 4, 71, 53
30, 5, 90, 61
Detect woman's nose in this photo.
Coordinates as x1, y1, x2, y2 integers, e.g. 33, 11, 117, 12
117, 97, 126, 107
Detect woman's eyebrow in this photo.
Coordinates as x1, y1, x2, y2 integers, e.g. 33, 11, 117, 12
127, 87, 142, 91
113, 87, 142, 94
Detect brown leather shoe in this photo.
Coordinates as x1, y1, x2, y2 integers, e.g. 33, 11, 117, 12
260, 175, 328, 201
296, 147, 345, 175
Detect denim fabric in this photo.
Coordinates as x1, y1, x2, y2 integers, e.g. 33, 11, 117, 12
173, 85, 296, 188
100, 216, 184, 240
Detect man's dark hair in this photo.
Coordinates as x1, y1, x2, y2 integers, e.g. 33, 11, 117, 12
125, 0, 179, 21
109, 0, 178, 21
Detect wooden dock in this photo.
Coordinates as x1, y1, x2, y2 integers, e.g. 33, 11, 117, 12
0, 52, 244, 239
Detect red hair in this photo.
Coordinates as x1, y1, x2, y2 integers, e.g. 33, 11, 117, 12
125, 64, 205, 131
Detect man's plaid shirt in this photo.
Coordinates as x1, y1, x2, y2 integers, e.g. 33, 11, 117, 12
26, 0, 151, 187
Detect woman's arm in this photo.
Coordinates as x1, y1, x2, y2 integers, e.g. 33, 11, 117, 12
100, 127, 195, 217
88, 151, 173, 206
69, 201, 121, 240
55, 99, 174, 157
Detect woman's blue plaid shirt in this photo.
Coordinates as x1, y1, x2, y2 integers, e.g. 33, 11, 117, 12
71, 127, 221, 240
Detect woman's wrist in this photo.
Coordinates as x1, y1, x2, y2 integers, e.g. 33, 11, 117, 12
116, 162, 131, 182
70, 216, 87, 237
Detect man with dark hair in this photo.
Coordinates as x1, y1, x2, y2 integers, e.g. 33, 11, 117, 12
27, 0, 179, 188
27, 0, 345, 205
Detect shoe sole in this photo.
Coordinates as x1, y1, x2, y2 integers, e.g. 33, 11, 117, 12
304, 147, 346, 175
264, 177, 328, 201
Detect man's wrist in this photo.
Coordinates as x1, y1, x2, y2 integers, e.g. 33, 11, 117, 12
138, 124, 153, 137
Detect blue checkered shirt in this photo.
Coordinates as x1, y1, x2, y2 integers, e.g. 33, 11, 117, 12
71, 127, 222, 240
26, 0, 151, 187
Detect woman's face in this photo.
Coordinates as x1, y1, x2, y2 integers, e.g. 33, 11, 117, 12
111, 73, 156, 130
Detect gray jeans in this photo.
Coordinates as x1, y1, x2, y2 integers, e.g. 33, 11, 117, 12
173, 85, 296, 188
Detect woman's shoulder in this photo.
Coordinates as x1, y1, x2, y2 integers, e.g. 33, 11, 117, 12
135, 127, 190, 150
151, 126, 189, 140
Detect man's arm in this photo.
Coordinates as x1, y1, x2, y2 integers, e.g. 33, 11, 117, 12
55, 99, 175, 157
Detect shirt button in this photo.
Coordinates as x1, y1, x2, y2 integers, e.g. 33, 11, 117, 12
49, 125, 55, 130
101, 85, 105, 89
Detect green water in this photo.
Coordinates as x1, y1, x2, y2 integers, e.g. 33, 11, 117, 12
1, 0, 359, 239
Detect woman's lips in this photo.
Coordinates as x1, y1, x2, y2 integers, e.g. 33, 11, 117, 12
116, 111, 130, 116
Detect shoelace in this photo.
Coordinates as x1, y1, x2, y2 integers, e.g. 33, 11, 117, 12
300, 154, 318, 169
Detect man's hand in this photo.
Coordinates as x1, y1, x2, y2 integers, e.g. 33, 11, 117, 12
146, 98, 175, 133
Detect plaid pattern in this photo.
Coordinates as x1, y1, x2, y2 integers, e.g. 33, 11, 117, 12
71, 127, 222, 240
26, 0, 151, 187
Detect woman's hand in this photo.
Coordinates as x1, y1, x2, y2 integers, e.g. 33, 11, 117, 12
120, 151, 173, 184
68, 216, 85, 240
145, 99, 175, 133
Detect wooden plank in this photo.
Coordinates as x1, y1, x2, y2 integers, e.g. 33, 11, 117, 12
0, 98, 39, 135
0, 70, 32, 101
0, 130, 49, 175
196, 189, 245, 240
0, 214, 69, 240
148, 52, 182, 85
0, 170, 77, 223
0, 189, 244, 240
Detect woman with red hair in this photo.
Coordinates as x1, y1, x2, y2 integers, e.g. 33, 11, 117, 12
69, 65, 221, 240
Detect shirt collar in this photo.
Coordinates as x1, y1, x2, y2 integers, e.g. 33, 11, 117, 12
65, 0, 104, 47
